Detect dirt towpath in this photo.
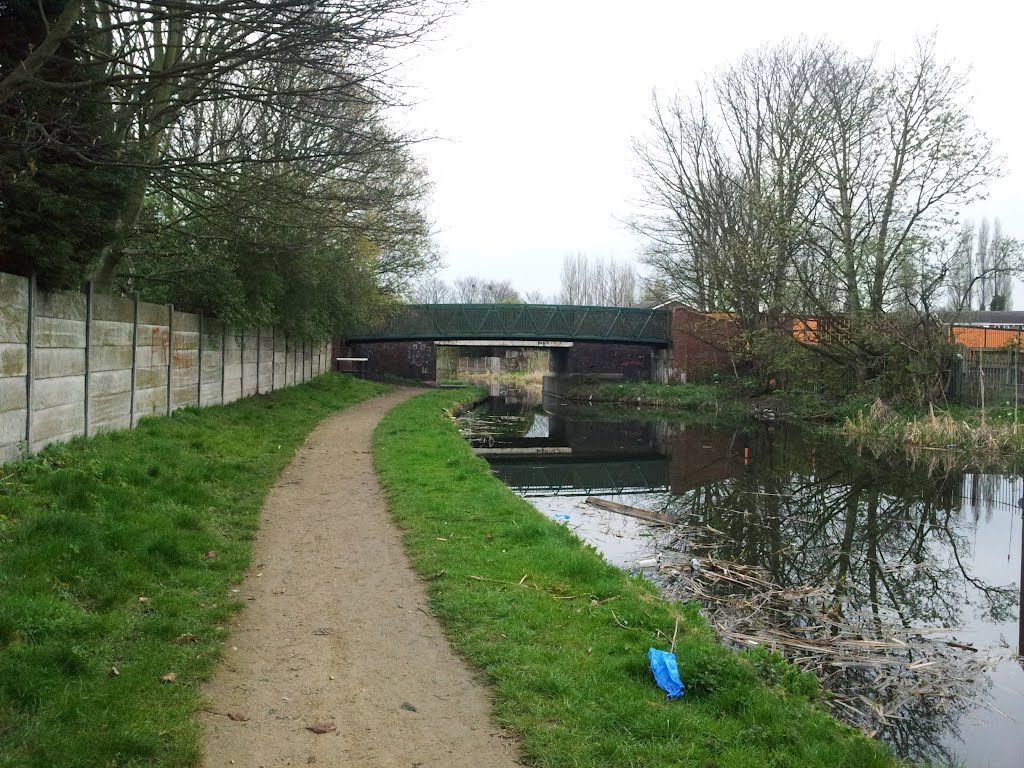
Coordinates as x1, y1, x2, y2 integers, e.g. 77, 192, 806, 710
201, 389, 522, 768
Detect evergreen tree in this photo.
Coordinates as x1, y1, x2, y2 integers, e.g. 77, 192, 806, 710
0, 0, 126, 289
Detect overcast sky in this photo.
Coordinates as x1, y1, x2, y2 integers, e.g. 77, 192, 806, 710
399, 0, 1024, 301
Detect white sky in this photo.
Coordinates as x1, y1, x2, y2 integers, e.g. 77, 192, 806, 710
399, 0, 1024, 301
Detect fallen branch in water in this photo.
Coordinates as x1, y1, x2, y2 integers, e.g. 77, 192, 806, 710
585, 497, 675, 525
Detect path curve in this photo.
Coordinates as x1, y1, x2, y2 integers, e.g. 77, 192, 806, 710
201, 388, 522, 767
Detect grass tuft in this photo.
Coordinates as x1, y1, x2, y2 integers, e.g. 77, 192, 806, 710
840, 398, 1024, 457
0, 374, 388, 768
373, 388, 900, 768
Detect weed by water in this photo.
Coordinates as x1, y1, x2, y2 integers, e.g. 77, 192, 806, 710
373, 389, 899, 768
840, 398, 1024, 458
0, 374, 388, 768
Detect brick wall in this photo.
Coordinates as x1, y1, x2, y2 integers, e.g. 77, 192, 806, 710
566, 342, 654, 379
668, 308, 737, 382
345, 340, 437, 381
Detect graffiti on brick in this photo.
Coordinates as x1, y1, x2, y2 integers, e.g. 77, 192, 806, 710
407, 341, 434, 373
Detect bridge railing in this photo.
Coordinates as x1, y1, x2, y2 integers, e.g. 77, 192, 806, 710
348, 304, 672, 345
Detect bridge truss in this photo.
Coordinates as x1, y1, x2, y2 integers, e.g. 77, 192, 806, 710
348, 304, 671, 345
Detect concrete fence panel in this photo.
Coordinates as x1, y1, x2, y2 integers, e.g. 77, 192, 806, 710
134, 302, 171, 424
222, 331, 243, 404
257, 327, 274, 394
170, 310, 200, 411
241, 328, 259, 398
90, 293, 135, 434
31, 289, 86, 452
272, 331, 286, 391
0, 273, 29, 464
199, 318, 225, 406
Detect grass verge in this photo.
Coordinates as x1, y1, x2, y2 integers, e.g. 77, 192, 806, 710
557, 377, 749, 419
373, 389, 899, 768
0, 374, 389, 768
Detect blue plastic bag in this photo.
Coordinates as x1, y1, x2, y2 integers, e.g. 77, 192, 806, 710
648, 648, 685, 699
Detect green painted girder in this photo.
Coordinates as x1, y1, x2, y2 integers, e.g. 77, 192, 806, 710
348, 304, 672, 345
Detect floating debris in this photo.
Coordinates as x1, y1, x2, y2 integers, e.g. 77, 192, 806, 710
657, 547, 1015, 737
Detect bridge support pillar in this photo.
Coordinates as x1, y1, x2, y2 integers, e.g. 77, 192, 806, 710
549, 347, 570, 375
653, 348, 669, 383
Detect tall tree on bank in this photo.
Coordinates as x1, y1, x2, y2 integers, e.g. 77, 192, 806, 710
631, 37, 1011, 400
0, 0, 450, 336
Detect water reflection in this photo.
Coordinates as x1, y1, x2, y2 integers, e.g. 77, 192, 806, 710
648, 436, 1019, 764
459, 394, 1024, 767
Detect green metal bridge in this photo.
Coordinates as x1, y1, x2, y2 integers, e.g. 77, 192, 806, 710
347, 304, 672, 345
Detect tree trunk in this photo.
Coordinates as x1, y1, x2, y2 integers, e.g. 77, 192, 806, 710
92, 170, 149, 289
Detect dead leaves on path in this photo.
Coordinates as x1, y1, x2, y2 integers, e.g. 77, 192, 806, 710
305, 722, 337, 734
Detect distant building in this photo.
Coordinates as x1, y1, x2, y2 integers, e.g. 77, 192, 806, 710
950, 311, 1024, 350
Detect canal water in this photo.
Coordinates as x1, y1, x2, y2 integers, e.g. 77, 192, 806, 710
458, 388, 1024, 768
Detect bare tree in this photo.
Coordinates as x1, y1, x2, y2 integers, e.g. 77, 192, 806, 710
479, 279, 521, 304
976, 218, 992, 310
524, 289, 553, 304
559, 253, 639, 306
989, 219, 1017, 311
559, 253, 588, 305
411, 275, 453, 303
633, 38, 1003, 324
452, 276, 485, 303
606, 259, 639, 307
452, 276, 520, 303
631, 41, 826, 323
943, 218, 1020, 313
946, 221, 978, 312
